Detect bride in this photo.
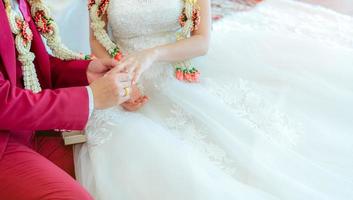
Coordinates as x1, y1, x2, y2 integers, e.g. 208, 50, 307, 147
48, 0, 353, 199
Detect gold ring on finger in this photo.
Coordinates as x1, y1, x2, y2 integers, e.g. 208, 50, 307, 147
123, 87, 130, 97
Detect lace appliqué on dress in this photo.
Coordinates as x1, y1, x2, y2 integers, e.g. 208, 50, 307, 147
85, 108, 130, 147
165, 104, 237, 176
204, 78, 303, 147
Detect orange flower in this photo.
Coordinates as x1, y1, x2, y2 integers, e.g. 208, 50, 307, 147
184, 71, 192, 82
176, 68, 184, 80
114, 52, 123, 61
34, 10, 54, 34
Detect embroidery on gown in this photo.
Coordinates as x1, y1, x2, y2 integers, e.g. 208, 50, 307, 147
140, 62, 174, 82
204, 78, 303, 147
85, 108, 131, 146
231, 0, 353, 49
165, 104, 237, 176
211, 0, 260, 21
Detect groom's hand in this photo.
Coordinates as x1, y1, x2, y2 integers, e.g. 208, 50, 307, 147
87, 59, 118, 83
89, 71, 132, 109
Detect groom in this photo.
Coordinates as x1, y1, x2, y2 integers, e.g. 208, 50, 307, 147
0, 0, 131, 199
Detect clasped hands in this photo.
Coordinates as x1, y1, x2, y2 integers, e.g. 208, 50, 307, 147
87, 49, 156, 111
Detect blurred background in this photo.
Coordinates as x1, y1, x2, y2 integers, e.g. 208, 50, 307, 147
298, 0, 353, 16
211, 0, 353, 18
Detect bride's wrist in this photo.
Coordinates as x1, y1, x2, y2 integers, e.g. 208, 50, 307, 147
149, 47, 161, 62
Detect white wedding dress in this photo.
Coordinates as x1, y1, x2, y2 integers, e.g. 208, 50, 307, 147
47, 0, 353, 199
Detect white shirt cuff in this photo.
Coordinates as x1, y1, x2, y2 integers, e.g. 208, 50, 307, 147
86, 86, 95, 118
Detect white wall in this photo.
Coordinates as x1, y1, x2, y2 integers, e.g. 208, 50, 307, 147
45, 0, 90, 53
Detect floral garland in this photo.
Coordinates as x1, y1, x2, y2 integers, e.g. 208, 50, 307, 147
4, 0, 41, 92
88, 0, 122, 61
175, 0, 201, 82
3, 0, 91, 93
88, 0, 201, 82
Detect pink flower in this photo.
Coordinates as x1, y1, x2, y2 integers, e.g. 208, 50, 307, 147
88, 0, 95, 9
98, 0, 110, 17
16, 19, 33, 46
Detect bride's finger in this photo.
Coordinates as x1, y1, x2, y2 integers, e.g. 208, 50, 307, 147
140, 97, 149, 104
118, 60, 133, 72
132, 69, 143, 84
121, 60, 137, 75
141, 96, 149, 102
124, 61, 139, 76
123, 102, 142, 112
136, 95, 148, 103
128, 63, 137, 75
115, 73, 131, 82
119, 95, 131, 105
110, 59, 134, 73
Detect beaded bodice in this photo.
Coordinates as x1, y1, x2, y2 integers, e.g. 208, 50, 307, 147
107, 0, 183, 53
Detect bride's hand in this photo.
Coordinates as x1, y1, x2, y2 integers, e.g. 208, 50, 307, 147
118, 48, 158, 84
121, 84, 149, 111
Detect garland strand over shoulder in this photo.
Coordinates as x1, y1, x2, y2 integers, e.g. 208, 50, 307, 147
88, 0, 122, 61
4, 0, 41, 92
29, 0, 91, 60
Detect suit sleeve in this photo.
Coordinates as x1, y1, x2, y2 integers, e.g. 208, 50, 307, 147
0, 72, 89, 131
50, 56, 91, 88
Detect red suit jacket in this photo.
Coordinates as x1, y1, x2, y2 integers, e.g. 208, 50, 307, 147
0, 2, 90, 158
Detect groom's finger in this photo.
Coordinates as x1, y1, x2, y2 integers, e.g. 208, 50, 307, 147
100, 58, 118, 69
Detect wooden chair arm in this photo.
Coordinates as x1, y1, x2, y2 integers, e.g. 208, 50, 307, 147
62, 131, 87, 145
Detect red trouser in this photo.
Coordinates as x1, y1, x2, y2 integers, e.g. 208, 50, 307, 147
0, 134, 93, 200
